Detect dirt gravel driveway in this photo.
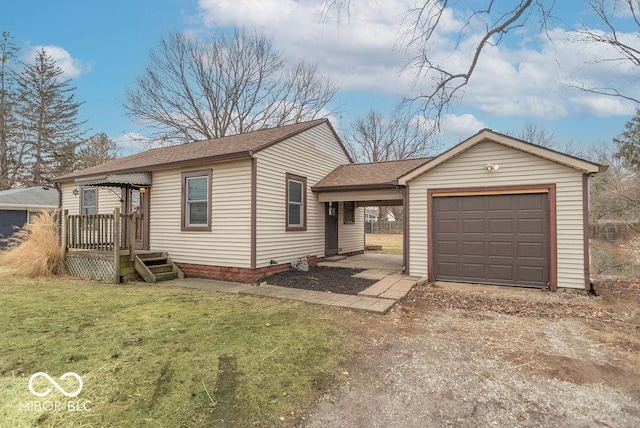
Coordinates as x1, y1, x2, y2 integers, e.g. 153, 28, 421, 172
302, 281, 640, 427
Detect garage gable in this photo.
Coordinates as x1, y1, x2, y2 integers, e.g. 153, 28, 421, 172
397, 129, 604, 185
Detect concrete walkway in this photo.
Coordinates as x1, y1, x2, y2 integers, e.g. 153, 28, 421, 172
319, 252, 403, 272
161, 268, 419, 314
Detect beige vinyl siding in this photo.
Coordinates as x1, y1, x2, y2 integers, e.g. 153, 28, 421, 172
338, 204, 364, 254
408, 141, 586, 289
98, 188, 123, 213
59, 183, 122, 215
254, 123, 353, 267
149, 160, 252, 268
60, 183, 79, 214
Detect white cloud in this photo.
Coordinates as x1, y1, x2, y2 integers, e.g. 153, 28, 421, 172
569, 95, 636, 117
25, 45, 91, 79
197, 0, 415, 95
195, 0, 639, 121
418, 25, 640, 120
113, 132, 149, 156
440, 113, 486, 139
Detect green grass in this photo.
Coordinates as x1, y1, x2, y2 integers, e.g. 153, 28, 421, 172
365, 233, 403, 255
0, 267, 352, 427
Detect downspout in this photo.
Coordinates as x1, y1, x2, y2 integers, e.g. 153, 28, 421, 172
587, 165, 608, 295
584, 173, 598, 295
249, 151, 257, 270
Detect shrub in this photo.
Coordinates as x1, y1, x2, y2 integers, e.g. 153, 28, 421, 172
1, 210, 64, 277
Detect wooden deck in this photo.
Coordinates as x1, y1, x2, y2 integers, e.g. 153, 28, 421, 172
65, 250, 151, 282
63, 209, 182, 283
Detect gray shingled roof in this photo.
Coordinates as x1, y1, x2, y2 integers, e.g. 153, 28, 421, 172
55, 119, 344, 182
312, 158, 430, 191
0, 186, 58, 208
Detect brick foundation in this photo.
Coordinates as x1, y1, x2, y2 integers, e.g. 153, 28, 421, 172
176, 262, 293, 283
176, 251, 362, 283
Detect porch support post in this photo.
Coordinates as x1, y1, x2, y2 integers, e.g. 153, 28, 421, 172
401, 187, 409, 274
62, 209, 69, 256
129, 212, 136, 263
113, 207, 121, 284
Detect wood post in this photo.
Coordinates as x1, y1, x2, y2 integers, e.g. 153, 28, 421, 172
129, 212, 136, 263
62, 209, 69, 256
113, 207, 121, 284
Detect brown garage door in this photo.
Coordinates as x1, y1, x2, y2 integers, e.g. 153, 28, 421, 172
433, 193, 550, 287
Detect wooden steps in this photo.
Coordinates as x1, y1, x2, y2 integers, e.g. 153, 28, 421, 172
134, 252, 184, 283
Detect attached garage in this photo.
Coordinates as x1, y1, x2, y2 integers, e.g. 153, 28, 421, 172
314, 128, 604, 291
431, 190, 551, 288
397, 129, 605, 291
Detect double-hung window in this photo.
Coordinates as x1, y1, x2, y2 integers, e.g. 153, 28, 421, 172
286, 173, 307, 231
81, 188, 97, 214
182, 170, 212, 231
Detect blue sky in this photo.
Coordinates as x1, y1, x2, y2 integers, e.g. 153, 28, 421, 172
2, 0, 638, 156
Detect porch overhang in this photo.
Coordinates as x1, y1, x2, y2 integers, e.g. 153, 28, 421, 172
74, 172, 152, 188
315, 187, 403, 204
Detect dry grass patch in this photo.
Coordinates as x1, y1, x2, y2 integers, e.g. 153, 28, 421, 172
365, 233, 403, 254
1, 210, 63, 277
0, 269, 355, 427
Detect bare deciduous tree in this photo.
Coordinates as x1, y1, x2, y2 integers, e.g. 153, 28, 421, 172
346, 107, 439, 228
568, 0, 640, 103
589, 141, 640, 222
346, 108, 438, 163
0, 32, 20, 190
77, 132, 119, 169
326, 0, 640, 125
507, 121, 589, 157
125, 30, 338, 144
510, 121, 556, 148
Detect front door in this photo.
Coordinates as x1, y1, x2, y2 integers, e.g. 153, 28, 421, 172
325, 202, 338, 256
134, 189, 150, 250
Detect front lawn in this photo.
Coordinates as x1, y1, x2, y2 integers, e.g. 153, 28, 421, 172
0, 267, 351, 427
365, 233, 403, 254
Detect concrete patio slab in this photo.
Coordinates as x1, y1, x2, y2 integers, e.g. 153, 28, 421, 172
352, 269, 396, 280
320, 253, 403, 271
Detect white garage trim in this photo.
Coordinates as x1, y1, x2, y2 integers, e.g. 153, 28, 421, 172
431, 188, 550, 197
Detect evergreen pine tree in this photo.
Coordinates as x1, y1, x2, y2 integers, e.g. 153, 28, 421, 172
614, 109, 640, 170
16, 48, 85, 185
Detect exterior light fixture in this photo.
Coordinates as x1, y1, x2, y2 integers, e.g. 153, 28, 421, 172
484, 163, 500, 171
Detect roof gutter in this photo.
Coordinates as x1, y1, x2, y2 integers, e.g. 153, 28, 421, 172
54, 151, 253, 183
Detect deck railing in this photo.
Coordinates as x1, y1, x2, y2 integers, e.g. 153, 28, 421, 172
62, 208, 135, 283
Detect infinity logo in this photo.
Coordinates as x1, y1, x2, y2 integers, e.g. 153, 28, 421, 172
28, 372, 83, 398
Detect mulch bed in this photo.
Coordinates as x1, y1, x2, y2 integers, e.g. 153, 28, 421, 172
261, 266, 378, 295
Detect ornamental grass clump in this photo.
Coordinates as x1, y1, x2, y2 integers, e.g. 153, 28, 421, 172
1, 210, 64, 277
